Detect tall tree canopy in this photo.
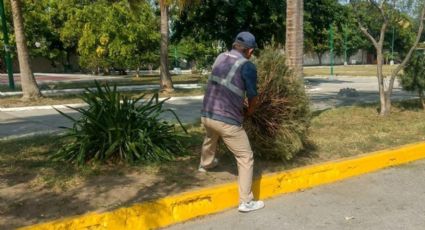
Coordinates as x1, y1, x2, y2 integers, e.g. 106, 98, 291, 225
173, 0, 286, 49
350, 0, 425, 115
58, 0, 160, 73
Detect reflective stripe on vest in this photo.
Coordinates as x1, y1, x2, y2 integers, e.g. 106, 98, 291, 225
208, 57, 248, 97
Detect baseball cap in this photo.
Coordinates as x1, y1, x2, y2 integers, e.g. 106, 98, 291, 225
234, 32, 257, 49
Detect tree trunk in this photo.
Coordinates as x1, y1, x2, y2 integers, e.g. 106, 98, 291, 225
10, 0, 41, 100
159, 1, 174, 92
419, 90, 425, 110
285, 0, 304, 81
383, 91, 392, 115
376, 51, 391, 117
136, 66, 140, 78
317, 53, 323, 66
103, 67, 110, 76
376, 49, 390, 116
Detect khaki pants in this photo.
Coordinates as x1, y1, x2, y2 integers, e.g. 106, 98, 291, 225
200, 117, 254, 203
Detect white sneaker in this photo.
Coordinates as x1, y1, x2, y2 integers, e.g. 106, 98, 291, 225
238, 200, 265, 213
198, 158, 219, 172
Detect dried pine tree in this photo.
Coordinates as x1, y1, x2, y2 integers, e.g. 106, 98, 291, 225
244, 46, 311, 160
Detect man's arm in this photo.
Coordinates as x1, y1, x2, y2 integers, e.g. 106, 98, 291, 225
241, 61, 258, 117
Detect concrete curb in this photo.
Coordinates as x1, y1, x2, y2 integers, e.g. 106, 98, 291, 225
20, 142, 425, 230
0, 130, 64, 141
0, 95, 204, 112
0, 103, 87, 112
0, 83, 203, 97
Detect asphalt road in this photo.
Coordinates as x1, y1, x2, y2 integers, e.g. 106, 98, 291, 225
167, 159, 425, 230
0, 76, 417, 139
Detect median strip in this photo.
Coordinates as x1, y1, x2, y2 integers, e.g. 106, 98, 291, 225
21, 142, 425, 230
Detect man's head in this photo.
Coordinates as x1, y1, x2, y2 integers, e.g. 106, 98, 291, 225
232, 32, 257, 59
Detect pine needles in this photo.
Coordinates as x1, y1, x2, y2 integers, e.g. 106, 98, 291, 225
244, 46, 311, 160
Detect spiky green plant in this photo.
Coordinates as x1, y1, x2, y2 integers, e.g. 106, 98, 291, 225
53, 81, 187, 165
244, 46, 311, 160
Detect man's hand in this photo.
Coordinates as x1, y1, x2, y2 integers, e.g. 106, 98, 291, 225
244, 96, 259, 117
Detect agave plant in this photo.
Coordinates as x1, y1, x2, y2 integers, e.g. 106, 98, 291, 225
244, 46, 311, 160
53, 81, 187, 165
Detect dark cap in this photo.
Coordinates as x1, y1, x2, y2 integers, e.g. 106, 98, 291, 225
234, 32, 257, 49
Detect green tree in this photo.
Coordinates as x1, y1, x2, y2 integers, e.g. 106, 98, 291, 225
58, 1, 159, 74
21, 0, 67, 70
170, 37, 218, 70
351, 0, 425, 116
304, 0, 345, 65
0, 0, 81, 72
173, 0, 286, 49
400, 51, 425, 109
1, 0, 160, 75
304, 0, 374, 65
130, 0, 199, 92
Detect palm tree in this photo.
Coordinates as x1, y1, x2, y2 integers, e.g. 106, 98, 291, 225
285, 0, 304, 80
130, 0, 198, 92
158, 0, 173, 92
10, 0, 41, 100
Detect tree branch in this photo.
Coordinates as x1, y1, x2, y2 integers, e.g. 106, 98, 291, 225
378, 20, 388, 46
370, 0, 388, 21
353, 0, 388, 49
379, 0, 387, 8
392, 4, 425, 75
371, 0, 389, 45
390, 4, 425, 86
358, 23, 379, 48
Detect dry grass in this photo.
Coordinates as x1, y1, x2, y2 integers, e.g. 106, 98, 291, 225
1, 102, 424, 228
1, 101, 424, 190
303, 65, 399, 76
0, 122, 204, 191
309, 101, 425, 160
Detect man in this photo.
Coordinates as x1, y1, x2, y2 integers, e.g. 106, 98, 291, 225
199, 32, 264, 213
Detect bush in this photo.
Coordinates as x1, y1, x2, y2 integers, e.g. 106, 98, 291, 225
244, 46, 311, 161
400, 52, 425, 109
53, 82, 187, 165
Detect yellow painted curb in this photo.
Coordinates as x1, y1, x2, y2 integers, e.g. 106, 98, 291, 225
21, 142, 425, 230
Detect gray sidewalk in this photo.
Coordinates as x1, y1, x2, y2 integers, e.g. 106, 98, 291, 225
167, 159, 425, 230
0, 76, 417, 139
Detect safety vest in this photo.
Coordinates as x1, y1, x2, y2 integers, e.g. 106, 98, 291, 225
202, 50, 247, 125
208, 54, 248, 97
